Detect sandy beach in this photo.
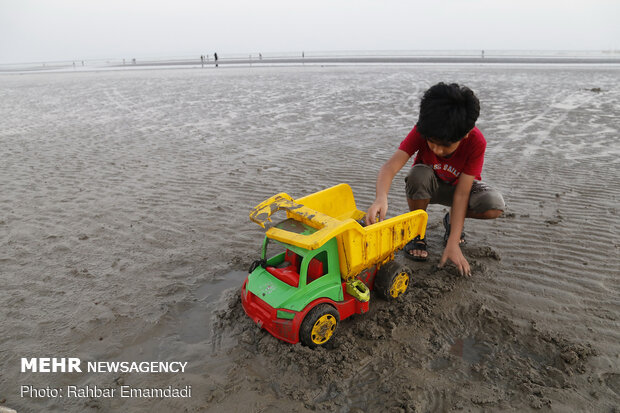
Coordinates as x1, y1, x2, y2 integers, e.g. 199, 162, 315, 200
1, 63, 619, 412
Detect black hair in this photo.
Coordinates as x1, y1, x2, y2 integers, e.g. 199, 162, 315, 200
416, 82, 480, 145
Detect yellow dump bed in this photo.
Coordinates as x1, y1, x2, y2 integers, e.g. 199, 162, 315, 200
250, 183, 427, 280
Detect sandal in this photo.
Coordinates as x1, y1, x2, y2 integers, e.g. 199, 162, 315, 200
443, 212, 466, 246
404, 235, 428, 262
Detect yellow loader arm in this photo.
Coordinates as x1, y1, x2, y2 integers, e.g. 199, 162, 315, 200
250, 192, 335, 230
249, 190, 357, 251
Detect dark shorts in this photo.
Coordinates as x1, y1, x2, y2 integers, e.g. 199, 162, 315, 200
405, 164, 505, 213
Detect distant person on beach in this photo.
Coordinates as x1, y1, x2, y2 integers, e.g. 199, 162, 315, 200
214, 52, 218, 67
366, 83, 505, 276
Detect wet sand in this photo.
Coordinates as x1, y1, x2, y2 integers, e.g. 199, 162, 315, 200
1, 64, 619, 412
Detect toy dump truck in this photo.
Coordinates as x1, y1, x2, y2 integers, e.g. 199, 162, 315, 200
241, 183, 427, 347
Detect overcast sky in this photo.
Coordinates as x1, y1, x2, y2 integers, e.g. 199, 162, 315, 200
1, 0, 619, 64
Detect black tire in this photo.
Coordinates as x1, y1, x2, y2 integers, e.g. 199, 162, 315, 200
374, 261, 412, 301
299, 304, 340, 348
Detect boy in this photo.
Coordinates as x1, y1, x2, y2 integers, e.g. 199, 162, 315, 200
366, 83, 505, 276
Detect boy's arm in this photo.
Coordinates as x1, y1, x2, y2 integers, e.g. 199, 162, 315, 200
439, 173, 474, 276
366, 149, 410, 225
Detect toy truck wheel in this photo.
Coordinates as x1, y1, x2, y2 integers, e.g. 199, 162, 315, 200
375, 261, 412, 301
299, 304, 340, 348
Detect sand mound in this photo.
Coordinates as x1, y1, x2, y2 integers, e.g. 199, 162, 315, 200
211, 243, 598, 412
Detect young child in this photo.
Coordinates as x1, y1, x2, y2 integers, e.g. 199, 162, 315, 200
366, 82, 505, 276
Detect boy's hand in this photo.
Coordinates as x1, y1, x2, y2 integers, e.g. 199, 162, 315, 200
366, 198, 388, 225
440, 172, 474, 276
367, 150, 411, 226
438, 242, 471, 277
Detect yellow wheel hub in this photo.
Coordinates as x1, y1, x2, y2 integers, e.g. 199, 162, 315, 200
311, 314, 337, 344
390, 272, 409, 298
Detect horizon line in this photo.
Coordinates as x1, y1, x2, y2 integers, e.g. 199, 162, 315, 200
2, 48, 620, 66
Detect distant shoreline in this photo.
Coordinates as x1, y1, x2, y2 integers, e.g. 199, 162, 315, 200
141, 55, 620, 66
2, 55, 620, 74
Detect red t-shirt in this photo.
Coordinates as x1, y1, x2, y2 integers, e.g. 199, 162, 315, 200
398, 125, 486, 185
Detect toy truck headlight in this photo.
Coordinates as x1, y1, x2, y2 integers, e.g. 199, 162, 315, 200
276, 309, 295, 320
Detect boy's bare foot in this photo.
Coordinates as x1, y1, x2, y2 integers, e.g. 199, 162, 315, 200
404, 236, 428, 261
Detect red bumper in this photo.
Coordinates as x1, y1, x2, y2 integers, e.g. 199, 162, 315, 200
241, 278, 370, 345
241, 279, 301, 344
